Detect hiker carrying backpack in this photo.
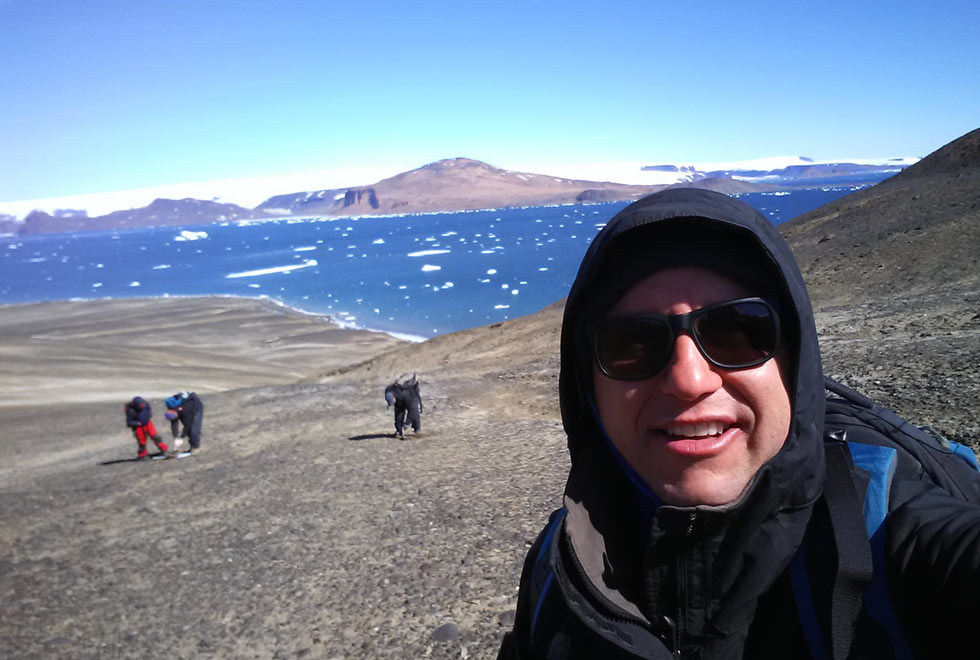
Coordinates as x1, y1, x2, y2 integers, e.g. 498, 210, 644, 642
496, 189, 980, 660
384, 372, 423, 439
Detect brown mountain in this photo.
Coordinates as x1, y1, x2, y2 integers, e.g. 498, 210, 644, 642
254, 157, 773, 217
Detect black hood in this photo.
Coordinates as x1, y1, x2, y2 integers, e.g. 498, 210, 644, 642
559, 187, 825, 511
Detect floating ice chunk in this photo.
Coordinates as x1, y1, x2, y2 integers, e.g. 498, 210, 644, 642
486, 269, 497, 275
174, 230, 208, 241
92, 282, 103, 288
129, 281, 140, 287
441, 231, 458, 237
398, 285, 407, 289
294, 246, 317, 252
226, 259, 318, 278
373, 238, 385, 244
480, 250, 495, 254
407, 249, 451, 257
421, 264, 441, 272
442, 282, 454, 288
512, 289, 519, 295
494, 304, 510, 309
502, 284, 509, 289
248, 283, 260, 288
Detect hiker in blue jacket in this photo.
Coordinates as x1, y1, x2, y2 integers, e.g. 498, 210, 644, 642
497, 189, 980, 659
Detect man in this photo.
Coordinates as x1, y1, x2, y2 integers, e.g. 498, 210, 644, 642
384, 373, 423, 439
125, 396, 172, 459
165, 391, 205, 453
497, 189, 980, 659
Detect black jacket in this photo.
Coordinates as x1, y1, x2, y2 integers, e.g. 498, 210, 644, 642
499, 189, 980, 659
125, 397, 152, 427
385, 381, 422, 410
176, 392, 202, 427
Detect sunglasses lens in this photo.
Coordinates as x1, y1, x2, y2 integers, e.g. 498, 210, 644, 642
693, 300, 778, 367
593, 319, 671, 380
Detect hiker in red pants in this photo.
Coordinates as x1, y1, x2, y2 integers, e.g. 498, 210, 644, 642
125, 396, 172, 459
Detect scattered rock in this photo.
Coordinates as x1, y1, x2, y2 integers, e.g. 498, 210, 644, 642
433, 623, 459, 642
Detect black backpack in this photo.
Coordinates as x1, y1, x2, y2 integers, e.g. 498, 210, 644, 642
793, 377, 980, 660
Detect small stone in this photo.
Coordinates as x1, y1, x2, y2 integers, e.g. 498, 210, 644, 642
433, 622, 459, 642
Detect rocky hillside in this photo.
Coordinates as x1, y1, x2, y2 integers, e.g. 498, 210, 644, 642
781, 127, 980, 305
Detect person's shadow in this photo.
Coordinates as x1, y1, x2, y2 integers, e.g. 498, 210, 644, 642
349, 433, 397, 442
99, 457, 146, 465
99, 454, 170, 465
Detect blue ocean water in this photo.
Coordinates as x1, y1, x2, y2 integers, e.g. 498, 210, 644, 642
0, 187, 860, 339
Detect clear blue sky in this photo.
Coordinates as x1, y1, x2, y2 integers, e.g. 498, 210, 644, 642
2, 0, 978, 202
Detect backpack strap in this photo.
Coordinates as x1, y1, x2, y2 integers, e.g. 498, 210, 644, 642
823, 436, 875, 660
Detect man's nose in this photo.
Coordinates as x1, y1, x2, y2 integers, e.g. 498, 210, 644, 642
656, 333, 723, 400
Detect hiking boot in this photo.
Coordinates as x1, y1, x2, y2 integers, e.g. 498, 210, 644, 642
396, 431, 405, 440
190, 445, 203, 453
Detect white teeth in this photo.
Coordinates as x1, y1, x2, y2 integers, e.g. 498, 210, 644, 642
666, 421, 726, 438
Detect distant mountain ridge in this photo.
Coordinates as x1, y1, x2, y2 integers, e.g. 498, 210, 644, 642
644, 159, 911, 185
2, 155, 914, 236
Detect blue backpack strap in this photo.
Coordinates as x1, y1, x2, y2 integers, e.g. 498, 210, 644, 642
846, 442, 916, 660
792, 439, 918, 660
790, 545, 829, 660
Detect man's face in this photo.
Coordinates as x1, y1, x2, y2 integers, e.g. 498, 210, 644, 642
592, 267, 792, 507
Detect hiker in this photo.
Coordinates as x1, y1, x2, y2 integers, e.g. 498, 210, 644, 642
125, 396, 171, 459
384, 373, 423, 439
164, 391, 205, 453
497, 188, 980, 659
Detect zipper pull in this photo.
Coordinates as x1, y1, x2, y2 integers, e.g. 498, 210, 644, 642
655, 614, 681, 659
685, 512, 696, 536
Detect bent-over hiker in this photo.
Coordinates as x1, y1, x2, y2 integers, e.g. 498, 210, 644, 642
497, 188, 980, 659
165, 391, 205, 453
125, 396, 172, 460
384, 372, 423, 439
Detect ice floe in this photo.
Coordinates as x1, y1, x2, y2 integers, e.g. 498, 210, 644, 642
174, 230, 208, 241
225, 259, 319, 278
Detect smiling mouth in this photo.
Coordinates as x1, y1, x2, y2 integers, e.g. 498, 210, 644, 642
664, 421, 729, 438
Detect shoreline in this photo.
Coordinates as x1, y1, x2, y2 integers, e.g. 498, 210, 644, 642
0, 293, 430, 343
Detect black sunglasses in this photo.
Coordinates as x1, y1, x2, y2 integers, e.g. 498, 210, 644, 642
587, 297, 781, 381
